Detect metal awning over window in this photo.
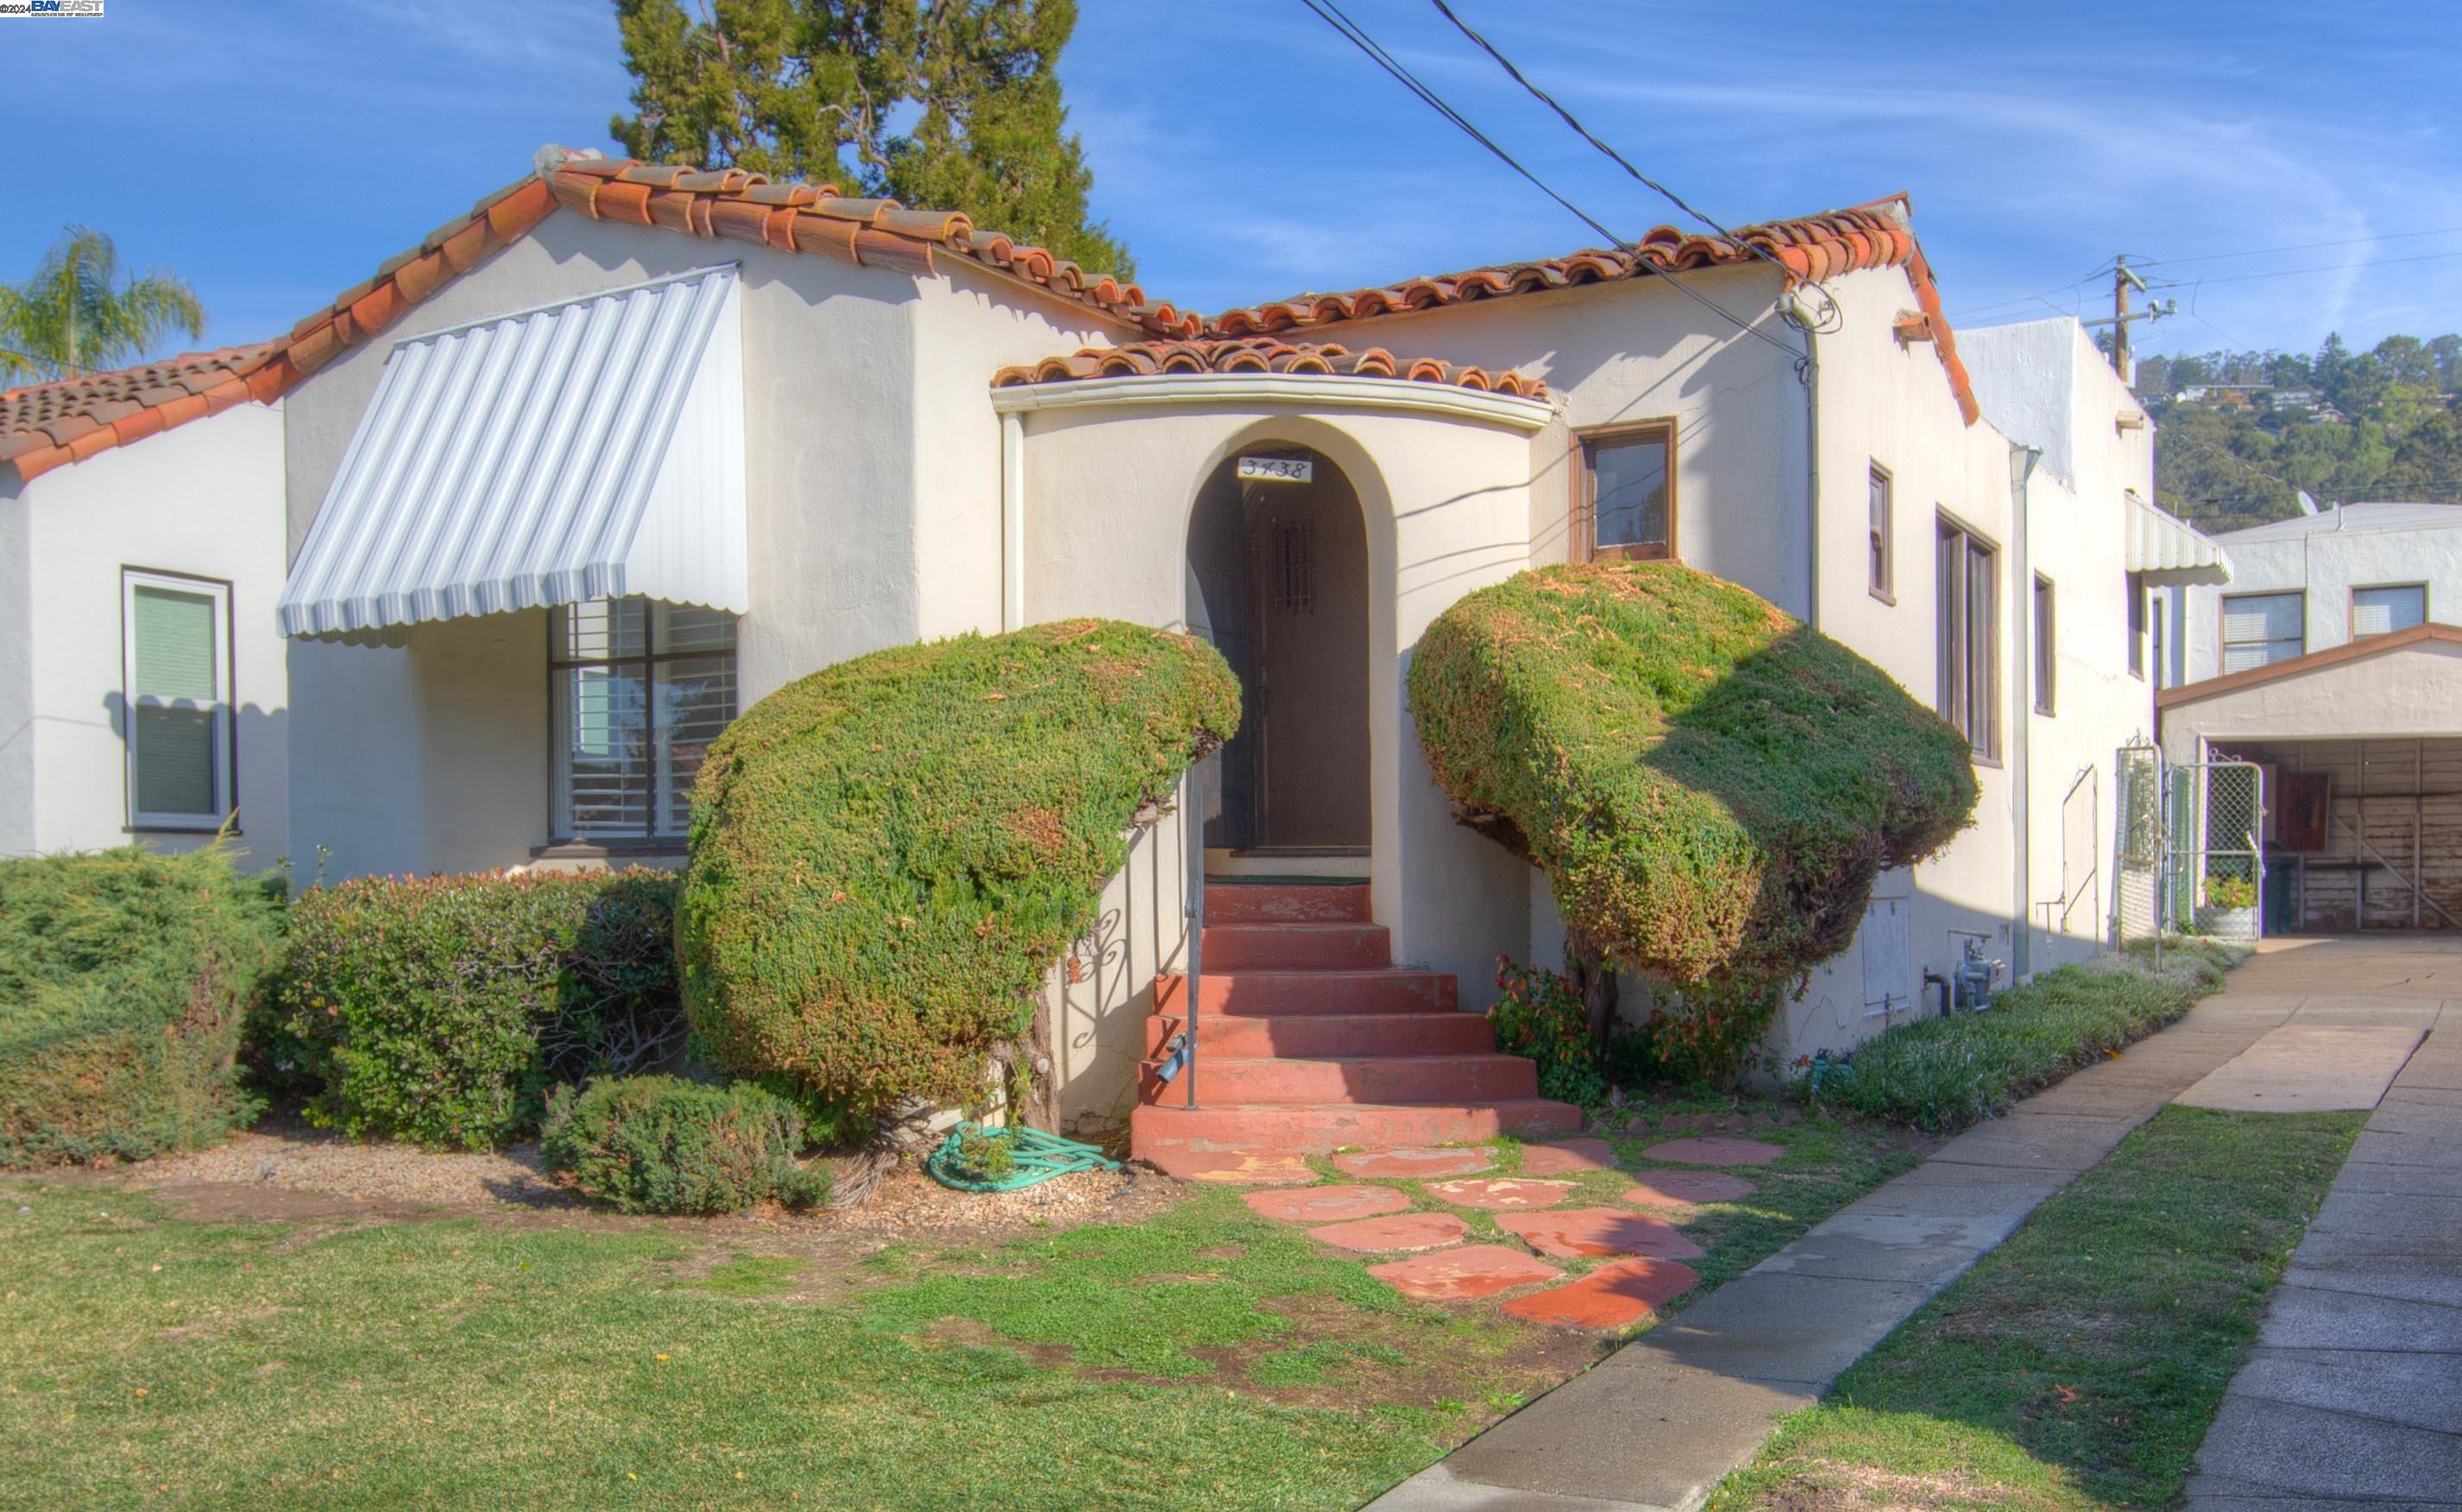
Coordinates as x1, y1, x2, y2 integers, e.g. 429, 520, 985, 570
277, 264, 746, 639
2125, 494, 2232, 584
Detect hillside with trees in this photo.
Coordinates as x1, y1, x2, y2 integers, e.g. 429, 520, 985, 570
2131, 332, 2462, 532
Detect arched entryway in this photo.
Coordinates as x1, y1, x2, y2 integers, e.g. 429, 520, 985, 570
1187, 444, 1371, 854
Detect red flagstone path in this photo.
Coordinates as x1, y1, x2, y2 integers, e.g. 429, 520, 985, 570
1309, 1212, 1470, 1252
1498, 1207, 1709, 1261
1370, 1244, 1565, 1301
1516, 1137, 1621, 1177
1639, 1135, 1785, 1167
1623, 1171, 1759, 1207
1498, 1257, 1702, 1330
1332, 1148, 1494, 1179
1143, 1149, 1317, 1184
1423, 1177, 1576, 1211
1241, 1184, 1411, 1223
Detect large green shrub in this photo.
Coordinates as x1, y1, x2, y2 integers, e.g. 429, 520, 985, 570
541, 1074, 826, 1214
0, 847, 284, 1165
1409, 562, 1978, 983
262, 869, 682, 1150
681, 620, 1238, 1121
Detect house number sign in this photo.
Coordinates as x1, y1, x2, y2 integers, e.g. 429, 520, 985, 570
1237, 455, 1313, 483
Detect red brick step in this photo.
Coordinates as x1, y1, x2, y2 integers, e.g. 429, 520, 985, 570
1168, 1052, 1539, 1106
1143, 1010, 1495, 1059
1201, 922, 1390, 971
1130, 1098, 1583, 1158
1202, 882, 1371, 923
1160, 968, 1457, 1017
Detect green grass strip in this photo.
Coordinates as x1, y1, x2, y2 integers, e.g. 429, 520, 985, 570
1711, 1106, 2364, 1512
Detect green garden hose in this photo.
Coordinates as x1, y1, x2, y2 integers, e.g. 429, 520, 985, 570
924, 1122, 1122, 1192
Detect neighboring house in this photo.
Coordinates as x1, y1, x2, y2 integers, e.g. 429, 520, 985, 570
0, 349, 291, 868
0, 146, 2180, 1141
2159, 502, 2462, 933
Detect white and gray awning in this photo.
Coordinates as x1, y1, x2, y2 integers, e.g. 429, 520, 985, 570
2125, 494, 2232, 584
277, 264, 747, 639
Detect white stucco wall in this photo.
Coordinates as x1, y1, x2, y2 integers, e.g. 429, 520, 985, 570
1, 400, 291, 869
1962, 317, 2160, 976
281, 204, 1124, 878
2179, 511, 2462, 684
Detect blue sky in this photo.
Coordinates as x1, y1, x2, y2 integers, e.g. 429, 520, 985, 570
7, 0, 2459, 364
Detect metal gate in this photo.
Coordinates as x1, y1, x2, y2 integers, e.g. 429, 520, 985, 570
2112, 744, 2266, 944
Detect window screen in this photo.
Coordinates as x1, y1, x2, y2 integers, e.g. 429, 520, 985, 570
551, 598, 738, 840
2352, 584, 2426, 638
2220, 592, 2304, 673
124, 573, 231, 828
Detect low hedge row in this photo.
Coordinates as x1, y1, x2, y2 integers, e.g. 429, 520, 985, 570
1807, 940, 2242, 1132
0, 847, 284, 1165
257, 869, 683, 1150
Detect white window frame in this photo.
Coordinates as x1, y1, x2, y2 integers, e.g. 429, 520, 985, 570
121, 568, 236, 832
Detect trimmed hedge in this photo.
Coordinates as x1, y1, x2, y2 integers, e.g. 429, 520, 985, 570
681, 620, 1238, 1120
1408, 561, 1978, 982
1808, 941, 2242, 1131
261, 869, 683, 1150
0, 847, 284, 1166
542, 1074, 826, 1214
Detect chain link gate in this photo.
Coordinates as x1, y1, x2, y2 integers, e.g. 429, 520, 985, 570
2111, 744, 2266, 945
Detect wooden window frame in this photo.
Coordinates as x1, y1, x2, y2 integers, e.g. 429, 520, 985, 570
2032, 572, 2056, 715
2349, 582, 2427, 639
546, 598, 740, 844
2220, 589, 2306, 673
1935, 514, 2000, 762
1571, 419, 1677, 563
121, 566, 237, 834
1867, 463, 1895, 603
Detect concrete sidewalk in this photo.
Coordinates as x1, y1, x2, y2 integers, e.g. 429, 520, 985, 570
1368, 939, 2455, 1512
2186, 948, 2462, 1509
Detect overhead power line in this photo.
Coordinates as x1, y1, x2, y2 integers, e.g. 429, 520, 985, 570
2138, 224, 2462, 270
2150, 247, 2462, 289
1294, 0, 1804, 359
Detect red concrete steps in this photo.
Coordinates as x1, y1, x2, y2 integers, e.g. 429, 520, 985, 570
1163, 968, 1458, 1017
1202, 881, 1370, 923
1173, 1052, 1540, 1106
1143, 1009, 1496, 1060
1127, 878, 1585, 1165
1200, 921, 1390, 971
1131, 1098, 1583, 1158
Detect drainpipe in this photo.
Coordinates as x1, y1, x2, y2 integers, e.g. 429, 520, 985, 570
2009, 443, 2043, 980
1780, 288, 1824, 628
1001, 410, 1025, 633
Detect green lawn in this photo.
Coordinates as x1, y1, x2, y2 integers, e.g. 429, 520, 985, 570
1710, 1106, 2364, 1512
0, 1098, 1910, 1510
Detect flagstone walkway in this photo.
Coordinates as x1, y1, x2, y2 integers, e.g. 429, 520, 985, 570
1368, 938, 2436, 1512
1242, 1137, 1777, 1327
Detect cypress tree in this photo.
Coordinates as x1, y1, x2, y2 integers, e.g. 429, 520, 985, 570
611, 0, 1131, 276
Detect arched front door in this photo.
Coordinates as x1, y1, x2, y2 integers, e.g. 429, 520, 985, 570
1187, 444, 1370, 853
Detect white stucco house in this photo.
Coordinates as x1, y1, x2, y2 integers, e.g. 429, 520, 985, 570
1, 146, 2193, 1150
2159, 502, 2462, 934
0, 348, 291, 869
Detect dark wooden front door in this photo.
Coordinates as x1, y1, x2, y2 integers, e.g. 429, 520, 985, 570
1245, 466, 1370, 850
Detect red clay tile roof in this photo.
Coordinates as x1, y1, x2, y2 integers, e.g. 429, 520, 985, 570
1202, 198, 1980, 425
992, 337, 1547, 398
0, 343, 276, 484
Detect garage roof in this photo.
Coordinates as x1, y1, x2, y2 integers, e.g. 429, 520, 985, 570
2157, 622, 2462, 709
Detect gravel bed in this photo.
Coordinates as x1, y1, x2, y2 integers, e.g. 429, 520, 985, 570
134, 1128, 570, 1209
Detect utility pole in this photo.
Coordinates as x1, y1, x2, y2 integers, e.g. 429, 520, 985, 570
2084, 255, 2176, 387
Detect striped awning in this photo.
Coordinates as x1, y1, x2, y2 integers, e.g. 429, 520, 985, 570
277, 264, 746, 639
2126, 495, 2232, 584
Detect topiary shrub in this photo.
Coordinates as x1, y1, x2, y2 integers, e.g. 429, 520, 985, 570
260, 869, 683, 1150
0, 847, 285, 1166
1409, 561, 1978, 986
680, 620, 1238, 1123
541, 1074, 827, 1214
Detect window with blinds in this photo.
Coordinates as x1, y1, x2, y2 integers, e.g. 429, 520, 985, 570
2352, 583, 2427, 639
2220, 592, 2304, 673
550, 597, 738, 841
123, 570, 233, 829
